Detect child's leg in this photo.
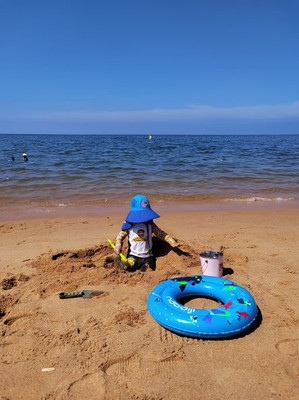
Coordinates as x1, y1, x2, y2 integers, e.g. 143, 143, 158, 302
140, 256, 156, 272
146, 255, 156, 271
124, 255, 155, 272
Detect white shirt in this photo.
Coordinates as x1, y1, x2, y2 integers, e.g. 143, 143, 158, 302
128, 223, 153, 258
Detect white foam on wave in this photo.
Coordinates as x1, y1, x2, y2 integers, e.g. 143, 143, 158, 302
226, 197, 295, 202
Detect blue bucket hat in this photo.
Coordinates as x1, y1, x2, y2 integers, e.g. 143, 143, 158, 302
125, 195, 160, 224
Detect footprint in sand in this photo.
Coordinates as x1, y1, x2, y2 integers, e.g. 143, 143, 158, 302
3, 313, 32, 326
275, 339, 299, 356
275, 339, 299, 380
157, 325, 198, 345
284, 357, 299, 380
66, 372, 106, 399
105, 352, 184, 379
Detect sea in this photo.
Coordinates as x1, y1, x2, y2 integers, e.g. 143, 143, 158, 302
1, 134, 299, 217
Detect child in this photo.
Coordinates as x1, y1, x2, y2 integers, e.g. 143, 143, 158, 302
113, 195, 179, 271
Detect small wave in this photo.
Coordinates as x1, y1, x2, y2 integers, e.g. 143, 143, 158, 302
226, 197, 295, 202
46, 202, 73, 207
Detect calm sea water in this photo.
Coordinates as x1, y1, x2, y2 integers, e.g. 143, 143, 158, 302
1, 134, 299, 211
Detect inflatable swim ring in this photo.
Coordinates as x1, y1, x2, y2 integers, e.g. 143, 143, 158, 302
147, 275, 258, 339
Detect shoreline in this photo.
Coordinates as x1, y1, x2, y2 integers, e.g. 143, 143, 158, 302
1, 197, 299, 221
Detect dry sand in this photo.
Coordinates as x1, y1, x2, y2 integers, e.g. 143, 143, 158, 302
0, 205, 298, 400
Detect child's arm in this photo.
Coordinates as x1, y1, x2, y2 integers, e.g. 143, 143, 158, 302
114, 230, 129, 254
151, 222, 180, 247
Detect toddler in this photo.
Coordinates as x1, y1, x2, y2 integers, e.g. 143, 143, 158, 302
114, 195, 179, 271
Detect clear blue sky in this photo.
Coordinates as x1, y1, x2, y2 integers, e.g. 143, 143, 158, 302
1, 0, 298, 134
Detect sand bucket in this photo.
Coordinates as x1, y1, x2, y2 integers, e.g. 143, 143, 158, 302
200, 251, 223, 277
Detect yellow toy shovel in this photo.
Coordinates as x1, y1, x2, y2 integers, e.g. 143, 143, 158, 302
107, 239, 134, 267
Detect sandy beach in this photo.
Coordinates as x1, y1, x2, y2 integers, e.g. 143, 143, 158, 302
1, 204, 298, 400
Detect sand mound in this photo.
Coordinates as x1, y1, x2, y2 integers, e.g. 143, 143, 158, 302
16, 238, 199, 297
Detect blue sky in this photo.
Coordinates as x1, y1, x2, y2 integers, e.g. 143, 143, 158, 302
0, 0, 298, 134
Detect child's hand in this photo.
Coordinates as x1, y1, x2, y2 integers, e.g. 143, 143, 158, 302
114, 247, 121, 255
168, 237, 180, 248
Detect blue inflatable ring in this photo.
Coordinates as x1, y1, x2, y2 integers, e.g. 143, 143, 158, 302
147, 275, 258, 339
